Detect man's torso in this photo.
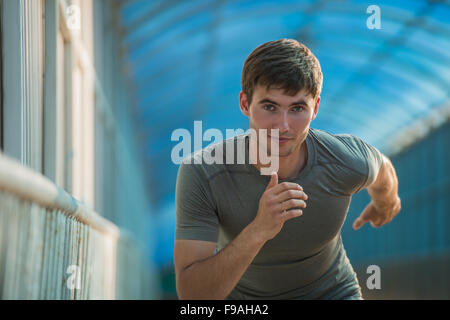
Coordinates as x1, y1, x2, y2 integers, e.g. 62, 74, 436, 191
176, 128, 382, 299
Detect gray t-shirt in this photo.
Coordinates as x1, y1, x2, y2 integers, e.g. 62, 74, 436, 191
175, 128, 384, 299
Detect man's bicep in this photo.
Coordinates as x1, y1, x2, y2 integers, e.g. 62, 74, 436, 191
361, 143, 385, 189
365, 154, 389, 189
174, 239, 217, 275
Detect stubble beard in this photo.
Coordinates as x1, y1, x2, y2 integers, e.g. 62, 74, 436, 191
249, 126, 304, 157
267, 137, 303, 157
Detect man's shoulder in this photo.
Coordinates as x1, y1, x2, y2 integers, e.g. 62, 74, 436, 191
310, 127, 352, 150
309, 128, 371, 170
310, 127, 361, 144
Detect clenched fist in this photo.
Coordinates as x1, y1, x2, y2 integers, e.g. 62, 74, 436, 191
249, 171, 308, 242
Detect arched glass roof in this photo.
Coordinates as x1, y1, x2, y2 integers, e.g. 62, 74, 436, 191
118, 0, 450, 211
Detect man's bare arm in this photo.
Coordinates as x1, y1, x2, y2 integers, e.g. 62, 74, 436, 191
175, 172, 307, 299
174, 223, 266, 300
353, 155, 401, 229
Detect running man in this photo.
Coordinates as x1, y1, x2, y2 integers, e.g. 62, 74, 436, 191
174, 39, 401, 300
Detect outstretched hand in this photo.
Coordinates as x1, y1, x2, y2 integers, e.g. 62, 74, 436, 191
352, 197, 401, 230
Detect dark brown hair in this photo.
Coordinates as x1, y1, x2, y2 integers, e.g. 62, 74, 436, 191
241, 39, 323, 105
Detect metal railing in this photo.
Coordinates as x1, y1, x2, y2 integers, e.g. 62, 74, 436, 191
0, 153, 156, 299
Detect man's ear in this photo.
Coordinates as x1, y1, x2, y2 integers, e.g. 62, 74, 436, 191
239, 91, 250, 117
311, 96, 320, 121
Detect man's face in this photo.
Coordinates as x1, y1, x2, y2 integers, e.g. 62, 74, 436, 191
239, 84, 320, 157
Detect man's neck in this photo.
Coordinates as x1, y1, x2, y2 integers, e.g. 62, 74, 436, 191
277, 141, 307, 180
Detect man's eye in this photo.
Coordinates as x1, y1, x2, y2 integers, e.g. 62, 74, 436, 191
263, 105, 276, 111
292, 106, 304, 112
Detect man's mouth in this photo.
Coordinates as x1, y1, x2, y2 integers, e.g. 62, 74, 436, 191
268, 135, 293, 144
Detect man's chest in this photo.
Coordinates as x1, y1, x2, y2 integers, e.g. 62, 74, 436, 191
212, 173, 352, 255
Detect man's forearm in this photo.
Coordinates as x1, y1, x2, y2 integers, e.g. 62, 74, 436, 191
353, 155, 402, 229
177, 223, 266, 300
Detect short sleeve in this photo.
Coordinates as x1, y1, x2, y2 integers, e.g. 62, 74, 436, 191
360, 141, 384, 189
335, 134, 384, 193
175, 160, 219, 242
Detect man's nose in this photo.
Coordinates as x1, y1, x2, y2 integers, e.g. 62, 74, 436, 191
277, 111, 290, 132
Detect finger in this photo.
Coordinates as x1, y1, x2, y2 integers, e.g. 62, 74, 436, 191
265, 171, 278, 190
282, 209, 303, 222
277, 189, 308, 202
353, 216, 368, 230
279, 199, 307, 212
353, 202, 375, 230
271, 181, 303, 195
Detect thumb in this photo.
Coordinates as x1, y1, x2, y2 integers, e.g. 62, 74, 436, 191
353, 215, 368, 230
353, 202, 375, 230
266, 171, 278, 190
353, 217, 366, 230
